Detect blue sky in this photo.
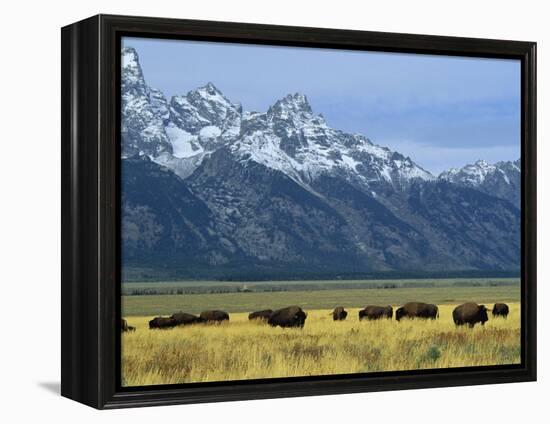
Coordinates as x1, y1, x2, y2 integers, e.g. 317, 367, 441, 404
123, 37, 521, 174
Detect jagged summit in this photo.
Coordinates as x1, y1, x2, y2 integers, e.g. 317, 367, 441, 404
121, 47, 139, 67
187, 82, 239, 110
121, 47, 172, 157
268, 92, 313, 117
202, 81, 221, 93
121, 47, 145, 88
439, 158, 520, 207
440, 159, 503, 184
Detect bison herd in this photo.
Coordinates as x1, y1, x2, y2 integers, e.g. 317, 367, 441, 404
121, 302, 510, 332
132, 306, 308, 331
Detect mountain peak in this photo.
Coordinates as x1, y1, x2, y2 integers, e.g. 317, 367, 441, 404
269, 92, 313, 118
121, 47, 144, 86
438, 158, 520, 207
122, 47, 140, 70
185, 82, 236, 110
198, 82, 223, 96
282, 92, 312, 110
474, 159, 490, 167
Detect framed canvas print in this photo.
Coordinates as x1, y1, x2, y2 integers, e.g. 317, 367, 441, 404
61, 14, 536, 409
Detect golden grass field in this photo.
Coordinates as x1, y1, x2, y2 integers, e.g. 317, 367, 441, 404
121, 303, 520, 387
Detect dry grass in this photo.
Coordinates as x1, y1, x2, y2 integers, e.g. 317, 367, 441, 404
121, 303, 520, 387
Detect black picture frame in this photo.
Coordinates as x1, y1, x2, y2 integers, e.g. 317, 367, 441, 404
61, 14, 537, 409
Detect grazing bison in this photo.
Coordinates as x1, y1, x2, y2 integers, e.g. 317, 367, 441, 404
200, 310, 230, 323
453, 303, 489, 328
268, 306, 307, 328
121, 318, 129, 332
171, 312, 204, 326
248, 309, 273, 321
492, 303, 510, 318
127, 326, 136, 332
395, 302, 439, 321
148, 316, 177, 329
358, 305, 393, 320
332, 306, 348, 321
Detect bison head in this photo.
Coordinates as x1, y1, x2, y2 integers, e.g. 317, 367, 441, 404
395, 307, 404, 321
479, 305, 489, 324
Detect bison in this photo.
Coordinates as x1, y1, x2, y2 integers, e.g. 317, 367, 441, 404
332, 306, 348, 321
171, 312, 204, 326
358, 305, 393, 320
148, 316, 177, 329
492, 303, 509, 318
200, 310, 230, 323
395, 302, 438, 321
248, 309, 273, 321
453, 303, 489, 328
268, 306, 307, 328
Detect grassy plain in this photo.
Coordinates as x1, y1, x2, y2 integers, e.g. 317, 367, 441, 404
121, 279, 520, 386
121, 303, 521, 386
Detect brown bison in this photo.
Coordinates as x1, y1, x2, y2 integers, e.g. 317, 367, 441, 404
453, 303, 489, 328
127, 325, 136, 332
395, 302, 439, 321
171, 312, 205, 326
492, 303, 509, 318
332, 306, 348, 321
148, 316, 177, 329
200, 310, 230, 323
358, 305, 393, 320
268, 306, 307, 328
248, 309, 273, 321
121, 318, 129, 332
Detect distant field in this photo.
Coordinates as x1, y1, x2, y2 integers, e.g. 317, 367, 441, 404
122, 278, 519, 316
123, 277, 519, 295
121, 303, 521, 386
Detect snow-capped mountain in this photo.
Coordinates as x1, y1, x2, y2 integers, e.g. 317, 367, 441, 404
439, 159, 520, 207
121, 47, 172, 157
121, 46, 520, 278
233, 92, 434, 191
121, 47, 434, 191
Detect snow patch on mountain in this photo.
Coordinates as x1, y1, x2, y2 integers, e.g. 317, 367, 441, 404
165, 124, 202, 158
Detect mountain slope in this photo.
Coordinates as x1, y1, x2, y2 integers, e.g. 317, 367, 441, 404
122, 156, 244, 275
185, 148, 373, 272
